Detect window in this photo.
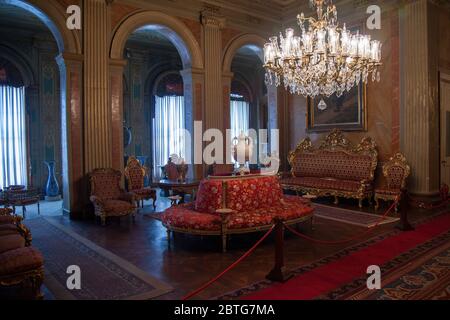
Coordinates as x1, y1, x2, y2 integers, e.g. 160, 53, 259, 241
230, 99, 250, 139
230, 99, 250, 163
153, 95, 185, 179
0, 85, 27, 189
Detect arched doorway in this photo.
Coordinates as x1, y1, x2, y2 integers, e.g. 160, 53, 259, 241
122, 27, 185, 181
0, 0, 82, 215
223, 35, 277, 167
110, 11, 204, 179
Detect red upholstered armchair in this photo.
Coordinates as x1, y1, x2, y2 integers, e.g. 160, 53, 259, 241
89, 169, 136, 226
124, 157, 157, 209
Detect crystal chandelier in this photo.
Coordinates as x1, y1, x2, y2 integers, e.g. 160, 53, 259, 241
263, 0, 382, 98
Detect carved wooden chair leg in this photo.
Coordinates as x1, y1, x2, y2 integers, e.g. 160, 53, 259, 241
31, 273, 44, 300
374, 196, 380, 211
358, 198, 363, 208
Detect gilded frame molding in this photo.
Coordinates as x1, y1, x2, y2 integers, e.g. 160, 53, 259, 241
306, 81, 368, 132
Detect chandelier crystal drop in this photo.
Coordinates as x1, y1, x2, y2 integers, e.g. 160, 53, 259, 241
263, 0, 382, 98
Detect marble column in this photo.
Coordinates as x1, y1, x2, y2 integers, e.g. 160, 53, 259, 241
201, 12, 225, 135
181, 68, 205, 178
109, 59, 127, 173
400, 0, 440, 195
83, 0, 111, 172
267, 84, 280, 167
56, 52, 84, 216
222, 71, 233, 162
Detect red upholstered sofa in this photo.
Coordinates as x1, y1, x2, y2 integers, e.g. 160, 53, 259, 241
281, 130, 378, 208
161, 175, 314, 252
0, 208, 44, 299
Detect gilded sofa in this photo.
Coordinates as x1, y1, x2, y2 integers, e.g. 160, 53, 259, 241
281, 130, 378, 207
0, 208, 44, 299
161, 175, 314, 252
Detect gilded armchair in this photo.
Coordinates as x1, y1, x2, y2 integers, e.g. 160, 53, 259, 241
124, 157, 157, 209
89, 169, 136, 226
375, 153, 411, 212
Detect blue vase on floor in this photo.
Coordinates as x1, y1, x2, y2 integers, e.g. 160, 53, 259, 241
45, 161, 60, 201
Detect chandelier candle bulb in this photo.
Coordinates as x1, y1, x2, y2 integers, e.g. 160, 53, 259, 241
264, 0, 382, 98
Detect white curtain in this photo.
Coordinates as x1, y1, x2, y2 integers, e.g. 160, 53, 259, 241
0, 86, 27, 189
230, 100, 250, 162
230, 100, 250, 139
153, 96, 185, 179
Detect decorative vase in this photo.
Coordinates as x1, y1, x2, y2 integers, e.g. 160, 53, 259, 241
232, 132, 253, 175
44, 161, 61, 201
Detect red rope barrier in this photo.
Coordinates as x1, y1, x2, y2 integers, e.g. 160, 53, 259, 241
284, 200, 398, 245
182, 225, 275, 300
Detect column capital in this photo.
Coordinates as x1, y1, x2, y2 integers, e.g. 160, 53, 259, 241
222, 71, 234, 80
109, 58, 127, 67
201, 11, 226, 29
56, 52, 84, 64
180, 68, 205, 77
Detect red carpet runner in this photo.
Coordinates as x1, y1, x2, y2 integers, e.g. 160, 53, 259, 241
245, 213, 450, 300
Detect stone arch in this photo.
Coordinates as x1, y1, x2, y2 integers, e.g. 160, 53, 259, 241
0, 43, 35, 86
222, 34, 266, 73
0, 0, 83, 215
110, 11, 203, 179
222, 33, 277, 164
0, 0, 81, 54
110, 11, 203, 69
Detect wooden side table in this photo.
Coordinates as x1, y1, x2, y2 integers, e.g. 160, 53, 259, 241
157, 179, 200, 204
4, 187, 41, 219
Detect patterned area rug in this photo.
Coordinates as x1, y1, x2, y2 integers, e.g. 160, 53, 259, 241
25, 218, 173, 300
318, 231, 450, 300
313, 203, 400, 228
216, 212, 450, 300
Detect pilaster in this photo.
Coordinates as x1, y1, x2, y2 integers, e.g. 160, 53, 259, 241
83, 0, 112, 172
400, 0, 440, 195
201, 11, 226, 135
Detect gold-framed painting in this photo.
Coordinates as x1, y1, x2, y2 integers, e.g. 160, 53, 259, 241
307, 81, 367, 133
